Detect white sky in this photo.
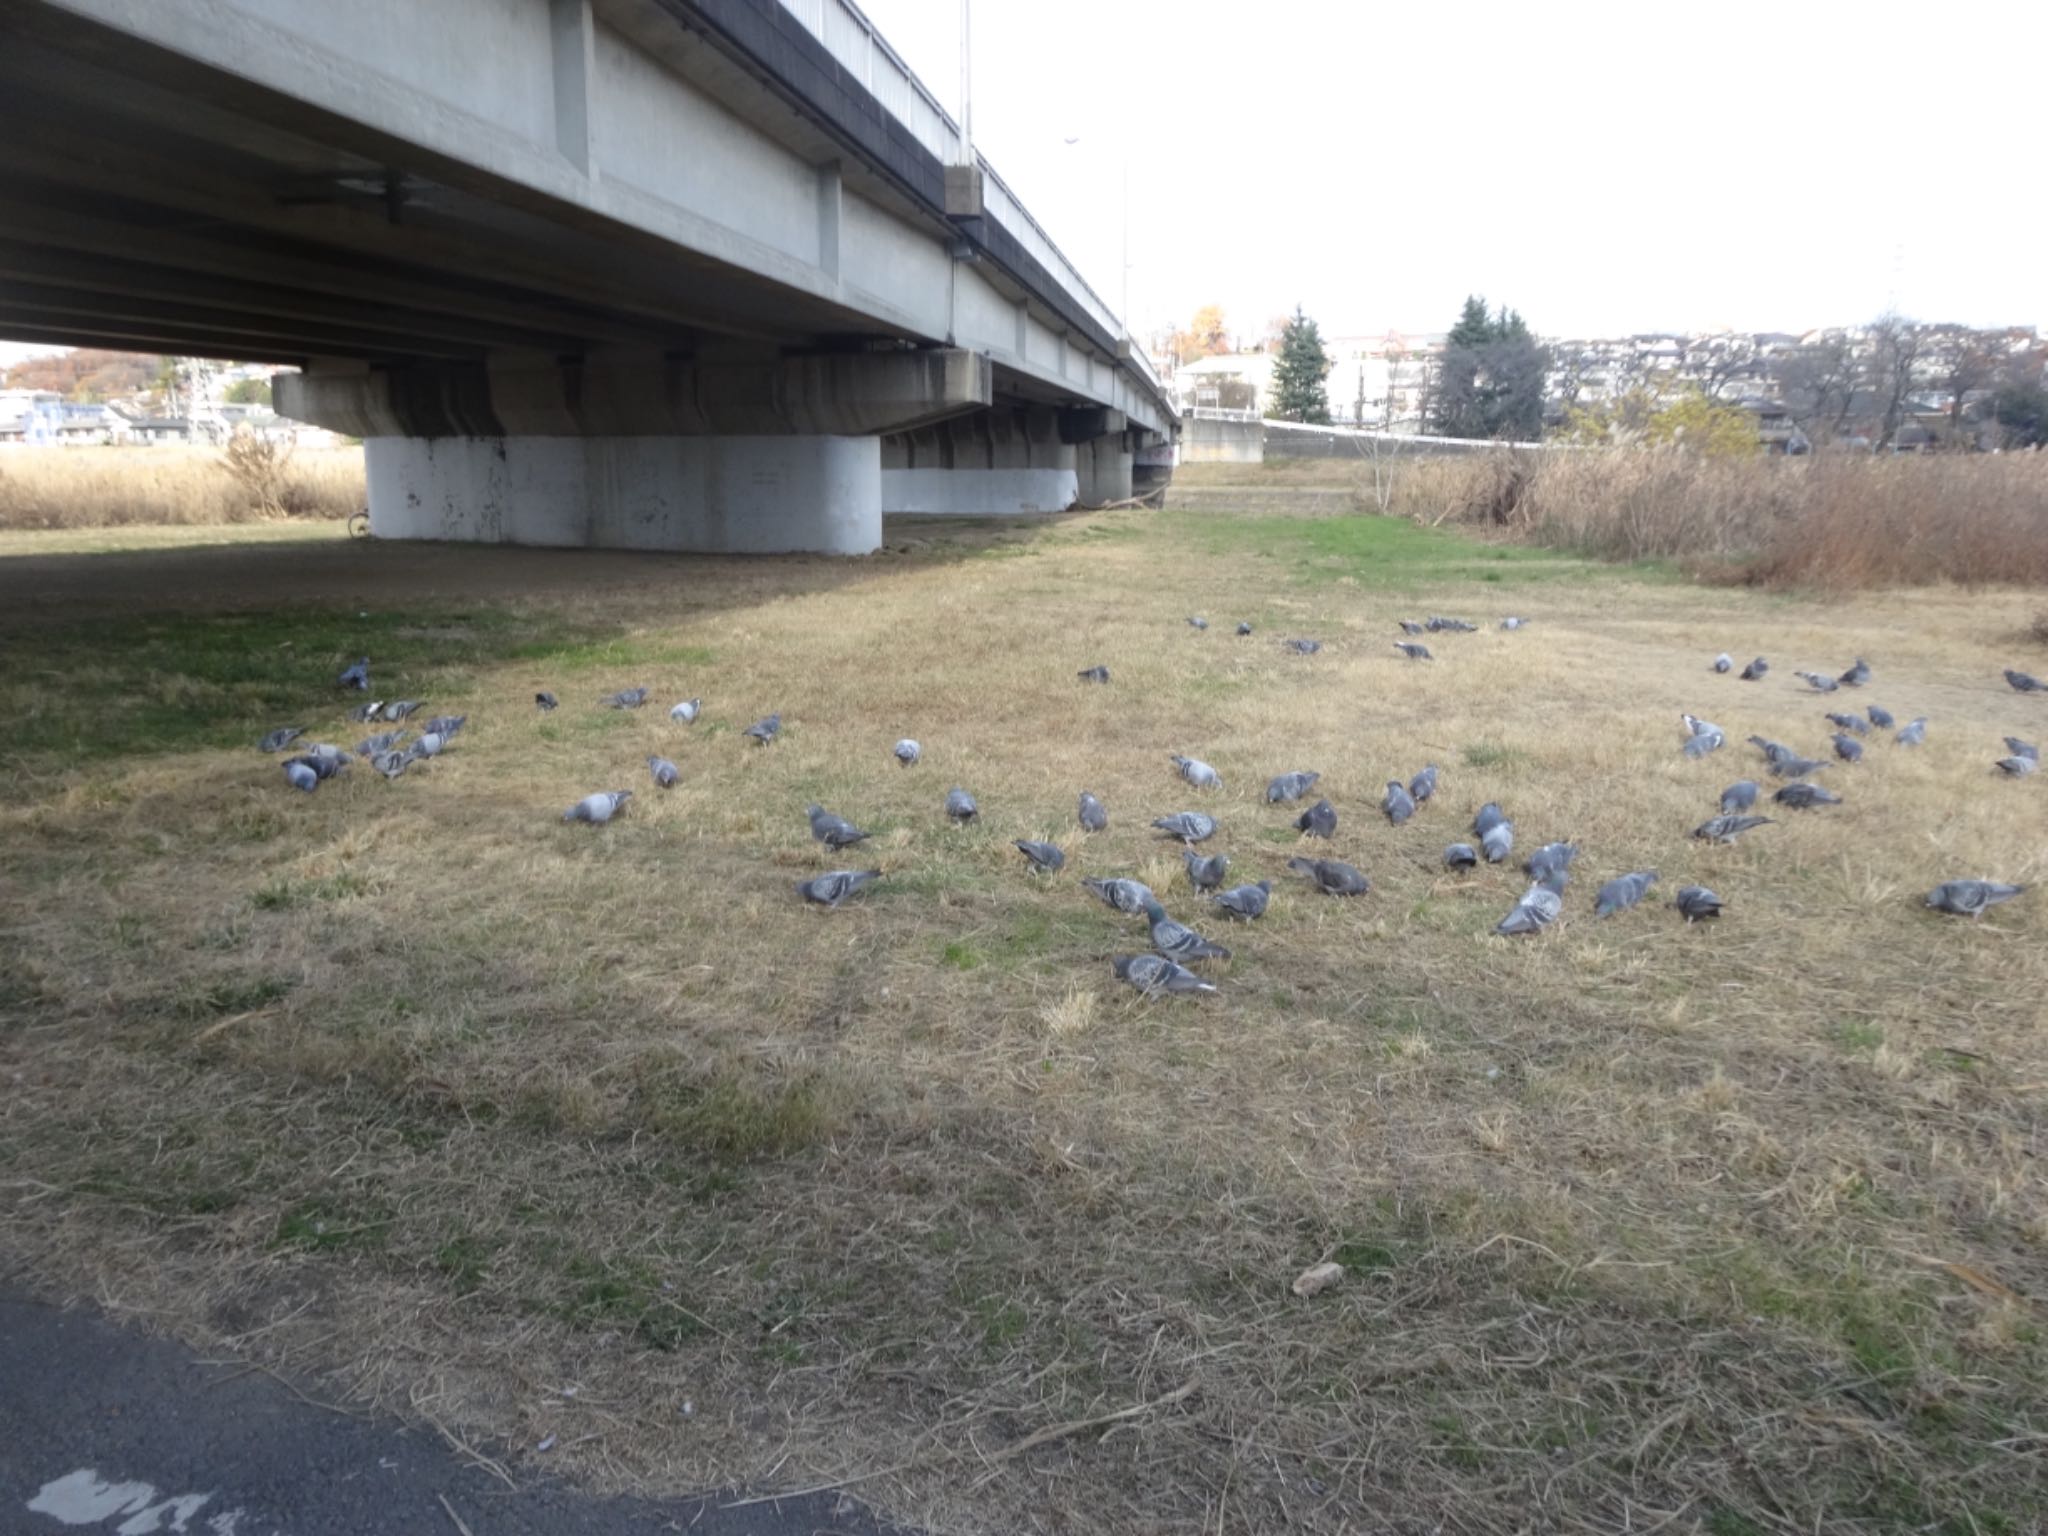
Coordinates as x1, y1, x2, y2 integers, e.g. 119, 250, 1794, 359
860, 0, 2047, 342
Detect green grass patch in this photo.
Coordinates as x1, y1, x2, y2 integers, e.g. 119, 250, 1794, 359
273, 1196, 391, 1253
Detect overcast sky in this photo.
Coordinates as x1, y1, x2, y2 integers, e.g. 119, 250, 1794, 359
860, 0, 2046, 343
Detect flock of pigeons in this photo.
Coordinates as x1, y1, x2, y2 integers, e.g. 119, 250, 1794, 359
259, 623, 2039, 1000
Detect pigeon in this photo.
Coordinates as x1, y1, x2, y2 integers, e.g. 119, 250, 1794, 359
1748, 735, 1796, 766
1526, 843, 1577, 884
2004, 670, 2045, 694
1713, 653, 1733, 674
1077, 665, 1111, 684
1995, 754, 2037, 778
1112, 953, 1216, 997
1739, 657, 1768, 681
648, 755, 679, 788
259, 726, 306, 753
370, 749, 411, 780
382, 700, 425, 722
1839, 658, 1870, 687
1143, 898, 1232, 964
1211, 880, 1271, 920
1682, 713, 1721, 739
1495, 875, 1566, 936
1683, 729, 1724, 759
337, 656, 371, 691
743, 713, 781, 745
1183, 850, 1230, 890
1427, 617, 1478, 633
1771, 754, 1828, 780
1500, 617, 1528, 630
603, 687, 650, 710
1398, 620, 1426, 635
347, 700, 385, 723
1235, 621, 1253, 636
282, 758, 320, 793
1796, 671, 1840, 694
2005, 736, 2039, 762
1925, 880, 2025, 917
1286, 857, 1369, 896
1674, 886, 1724, 922
1895, 718, 1927, 747
1720, 780, 1760, 814
671, 699, 703, 724
1774, 783, 1841, 809
1826, 712, 1869, 736
564, 790, 632, 824
1172, 754, 1223, 790
1081, 876, 1155, 915
1266, 771, 1320, 804
535, 691, 558, 712
1382, 780, 1416, 824
1443, 843, 1479, 869
408, 732, 446, 761
1014, 839, 1066, 874
1294, 798, 1336, 839
893, 738, 920, 767
1481, 823, 1514, 863
1187, 616, 1209, 631
1078, 791, 1108, 831
1286, 638, 1323, 655
421, 714, 467, 739
356, 729, 406, 756
1594, 870, 1657, 918
1866, 705, 1895, 730
1694, 814, 1773, 844
1153, 811, 1217, 843
808, 805, 869, 849
1393, 642, 1433, 661
1831, 733, 1863, 763
796, 869, 883, 908
945, 787, 979, 822
1473, 802, 1508, 836
1410, 764, 1440, 803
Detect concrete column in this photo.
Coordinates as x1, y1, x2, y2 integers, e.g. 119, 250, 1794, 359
1073, 433, 1133, 507
880, 408, 1079, 516
364, 435, 880, 555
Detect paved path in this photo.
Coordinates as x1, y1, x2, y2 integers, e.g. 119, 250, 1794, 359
0, 1286, 909, 1536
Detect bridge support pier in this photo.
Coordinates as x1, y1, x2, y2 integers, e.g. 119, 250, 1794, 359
1073, 434, 1134, 507
880, 408, 1078, 516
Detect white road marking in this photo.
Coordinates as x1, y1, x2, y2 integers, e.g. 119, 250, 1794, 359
26, 1470, 253, 1535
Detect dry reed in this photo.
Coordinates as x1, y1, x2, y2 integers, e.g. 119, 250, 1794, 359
0, 444, 363, 528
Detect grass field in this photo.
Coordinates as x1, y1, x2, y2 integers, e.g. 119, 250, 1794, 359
3, 507, 2045, 1535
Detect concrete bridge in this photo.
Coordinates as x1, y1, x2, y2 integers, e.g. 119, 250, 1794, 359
0, 0, 1177, 552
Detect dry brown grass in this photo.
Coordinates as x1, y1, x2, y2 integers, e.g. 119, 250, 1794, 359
0, 443, 364, 528
2, 507, 2046, 1535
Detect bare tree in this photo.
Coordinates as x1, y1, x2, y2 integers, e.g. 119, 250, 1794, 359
1774, 332, 1858, 447
1695, 335, 1762, 401
1865, 312, 1927, 451
1922, 325, 2005, 446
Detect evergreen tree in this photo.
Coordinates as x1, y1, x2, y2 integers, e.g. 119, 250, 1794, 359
1268, 305, 1332, 424
1429, 296, 1549, 440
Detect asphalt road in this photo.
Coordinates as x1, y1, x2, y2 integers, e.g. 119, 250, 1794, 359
0, 1285, 910, 1536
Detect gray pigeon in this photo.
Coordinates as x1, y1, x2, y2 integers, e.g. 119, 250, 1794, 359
1774, 782, 1841, 808
535, 691, 558, 712
356, 729, 406, 756
1444, 842, 1479, 869
893, 738, 920, 767
260, 726, 306, 754
1382, 780, 1416, 824
1713, 653, 1733, 673
1481, 823, 1514, 863
1674, 886, 1724, 922
337, 656, 370, 691
1682, 713, 1721, 739
1994, 755, 2037, 778
1525, 842, 1577, 884
1393, 642, 1433, 661
1473, 802, 1508, 836
1286, 857, 1369, 896
1748, 735, 1797, 766
1078, 791, 1108, 831
1112, 953, 1216, 997
1831, 733, 1863, 763
1839, 658, 1870, 687
370, 749, 410, 780
348, 700, 385, 723
564, 790, 633, 824
421, 714, 466, 739
2005, 736, 2039, 762
1266, 770, 1320, 804
1187, 616, 1209, 631
1426, 617, 1478, 633
1172, 754, 1223, 790
2004, 669, 2045, 694
808, 804, 869, 849
1143, 898, 1231, 963
1694, 814, 1773, 844
1153, 811, 1217, 843
1501, 617, 1528, 630
671, 699, 702, 724
945, 787, 979, 822
1740, 657, 1769, 681
743, 713, 781, 745
382, 699, 425, 722
796, 869, 883, 908
1183, 850, 1230, 890
1895, 717, 1927, 747
1081, 876, 1154, 915
1496, 875, 1566, 936
1771, 754, 1828, 780
1078, 665, 1111, 684
1825, 712, 1869, 736
1866, 705, 1894, 730
282, 758, 319, 793
1211, 880, 1271, 920
1683, 728, 1724, 759
603, 687, 650, 710
1295, 798, 1336, 838
1398, 620, 1426, 635
1594, 870, 1658, 918
1410, 764, 1439, 803
648, 755, 679, 788
408, 732, 447, 761
1235, 621, 1253, 636
1014, 839, 1066, 874
1720, 780, 1760, 814
1925, 880, 2025, 917
1796, 671, 1840, 694
1286, 638, 1323, 655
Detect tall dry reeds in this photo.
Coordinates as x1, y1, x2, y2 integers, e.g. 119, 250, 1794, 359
0, 443, 363, 528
